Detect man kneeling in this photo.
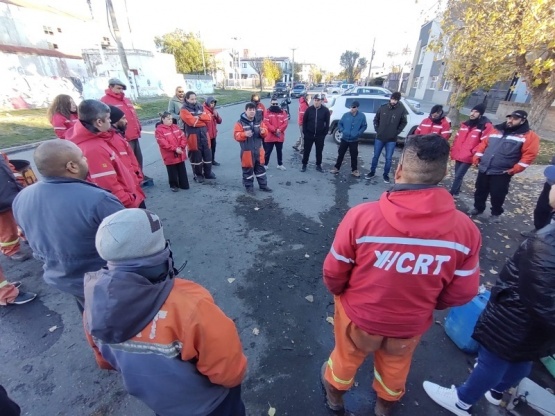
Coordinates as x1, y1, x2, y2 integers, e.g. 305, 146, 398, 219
83, 209, 247, 416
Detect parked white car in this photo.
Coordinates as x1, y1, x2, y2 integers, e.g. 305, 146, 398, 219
344, 86, 421, 109
327, 95, 427, 144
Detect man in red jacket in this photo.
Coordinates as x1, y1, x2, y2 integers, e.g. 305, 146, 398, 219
100, 78, 149, 181
321, 134, 482, 416
414, 104, 452, 140
67, 99, 145, 208
292, 93, 310, 152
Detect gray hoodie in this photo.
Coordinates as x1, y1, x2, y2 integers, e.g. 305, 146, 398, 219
168, 95, 184, 129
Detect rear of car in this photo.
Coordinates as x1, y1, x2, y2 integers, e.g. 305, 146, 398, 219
273, 82, 289, 98
290, 84, 307, 98
327, 95, 426, 144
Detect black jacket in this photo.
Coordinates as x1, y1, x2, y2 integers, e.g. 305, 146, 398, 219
0, 156, 22, 213
472, 224, 555, 362
303, 105, 330, 138
373, 103, 408, 142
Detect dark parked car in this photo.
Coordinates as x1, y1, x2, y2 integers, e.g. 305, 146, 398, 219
273, 82, 290, 98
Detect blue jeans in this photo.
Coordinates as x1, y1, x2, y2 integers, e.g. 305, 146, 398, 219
457, 346, 532, 405
370, 139, 396, 176
450, 161, 471, 195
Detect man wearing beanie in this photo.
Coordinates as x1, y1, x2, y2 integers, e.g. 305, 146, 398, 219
415, 104, 452, 140
469, 110, 540, 222
449, 103, 492, 197
367, 92, 408, 183
84, 209, 247, 416
108, 105, 144, 191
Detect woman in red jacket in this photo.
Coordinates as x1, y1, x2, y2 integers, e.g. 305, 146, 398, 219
155, 112, 189, 192
47, 94, 78, 139
263, 98, 289, 170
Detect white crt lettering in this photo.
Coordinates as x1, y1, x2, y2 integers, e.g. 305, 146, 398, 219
374, 251, 451, 275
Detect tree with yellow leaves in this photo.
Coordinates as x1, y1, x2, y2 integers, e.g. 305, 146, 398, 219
439, 0, 555, 128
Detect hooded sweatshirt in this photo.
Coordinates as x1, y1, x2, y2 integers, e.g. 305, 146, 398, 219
84, 248, 247, 416
100, 89, 141, 141
323, 186, 481, 338
203, 97, 222, 140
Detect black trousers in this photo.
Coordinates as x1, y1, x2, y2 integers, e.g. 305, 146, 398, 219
0, 385, 20, 416
128, 139, 143, 170
302, 135, 325, 166
335, 140, 359, 171
264, 142, 284, 166
534, 181, 553, 230
474, 172, 512, 215
189, 138, 212, 178
165, 162, 190, 189
211, 137, 217, 162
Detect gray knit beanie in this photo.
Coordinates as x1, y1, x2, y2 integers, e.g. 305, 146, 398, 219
95, 209, 166, 261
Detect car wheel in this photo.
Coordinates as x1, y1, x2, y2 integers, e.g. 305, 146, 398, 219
332, 127, 341, 144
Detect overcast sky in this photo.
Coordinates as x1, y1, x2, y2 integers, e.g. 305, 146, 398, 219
45, 0, 443, 73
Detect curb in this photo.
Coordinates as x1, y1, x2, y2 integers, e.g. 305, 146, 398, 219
1, 99, 257, 155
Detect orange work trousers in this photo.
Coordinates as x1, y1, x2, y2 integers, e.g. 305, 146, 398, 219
0, 263, 18, 305
324, 297, 421, 401
0, 209, 20, 257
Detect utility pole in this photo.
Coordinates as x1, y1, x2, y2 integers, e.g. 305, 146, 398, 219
365, 38, 376, 86
198, 31, 207, 76
106, 0, 132, 94
291, 48, 296, 87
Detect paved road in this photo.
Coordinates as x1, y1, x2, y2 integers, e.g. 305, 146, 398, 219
0, 98, 548, 416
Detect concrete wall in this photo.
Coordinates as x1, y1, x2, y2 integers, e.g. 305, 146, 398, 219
497, 101, 555, 135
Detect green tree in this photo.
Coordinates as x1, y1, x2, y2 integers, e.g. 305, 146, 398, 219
262, 59, 282, 84
339, 50, 368, 83
154, 29, 209, 74
439, 0, 555, 127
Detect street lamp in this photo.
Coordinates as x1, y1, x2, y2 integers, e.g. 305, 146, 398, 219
291, 47, 297, 88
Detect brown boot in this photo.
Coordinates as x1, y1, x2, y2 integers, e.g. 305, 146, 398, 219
321, 362, 346, 412
374, 397, 396, 416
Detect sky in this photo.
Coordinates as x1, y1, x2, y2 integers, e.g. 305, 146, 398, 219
36, 0, 444, 74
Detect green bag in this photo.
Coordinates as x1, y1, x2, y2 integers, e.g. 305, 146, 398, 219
540, 355, 555, 379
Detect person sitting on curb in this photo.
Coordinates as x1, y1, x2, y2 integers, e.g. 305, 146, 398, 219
84, 208, 247, 416
330, 100, 367, 177
423, 183, 555, 416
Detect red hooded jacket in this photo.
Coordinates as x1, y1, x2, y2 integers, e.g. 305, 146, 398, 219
415, 116, 452, 140
51, 112, 78, 139
323, 187, 481, 338
298, 96, 309, 125
67, 121, 145, 208
100, 89, 141, 141
263, 108, 289, 143
155, 123, 187, 165
451, 119, 493, 164
110, 129, 144, 185
203, 102, 222, 140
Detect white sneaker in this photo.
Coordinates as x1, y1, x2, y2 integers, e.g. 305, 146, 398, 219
277, 165, 286, 171
484, 390, 502, 406
422, 382, 472, 416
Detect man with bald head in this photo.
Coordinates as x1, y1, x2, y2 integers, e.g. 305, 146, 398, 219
321, 134, 481, 416
13, 139, 124, 312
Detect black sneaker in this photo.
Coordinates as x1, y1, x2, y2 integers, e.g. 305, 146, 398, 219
260, 187, 273, 193
212, 161, 221, 166
170, 187, 179, 192
12, 291, 37, 305
520, 229, 537, 238
468, 208, 483, 216
383, 175, 390, 184
365, 171, 375, 179
316, 165, 324, 172
301, 165, 307, 172
205, 173, 217, 180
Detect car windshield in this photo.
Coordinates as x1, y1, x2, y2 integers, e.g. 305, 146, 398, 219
294, 85, 305, 89
276, 83, 286, 88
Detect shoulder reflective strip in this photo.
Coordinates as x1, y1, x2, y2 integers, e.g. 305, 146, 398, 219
327, 358, 353, 385
475, 152, 484, 156
330, 246, 354, 264
355, 236, 470, 255
54, 127, 67, 130
374, 368, 402, 397
90, 170, 116, 179
454, 263, 479, 276
506, 135, 525, 143
0, 280, 9, 289
0, 239, 19, 247
442, 130, 452, 134
490, 134, 503, 139
518, 162, 529, 167
420, 123, 432, 127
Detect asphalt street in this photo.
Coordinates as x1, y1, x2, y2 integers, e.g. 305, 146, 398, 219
0, 98, 551, 416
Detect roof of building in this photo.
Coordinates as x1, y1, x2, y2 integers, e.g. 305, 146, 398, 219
0, 44, 82, 59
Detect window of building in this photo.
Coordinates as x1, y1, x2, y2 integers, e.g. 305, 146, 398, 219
429, 76, 438, 90
418, 46, 426, 64
47, 42, 59, 50
241, 62, 247, 68
57, 28, 62, 33
442, 80, 452, 91
413, 77, 421, 89
43, 26, 54, 35
229, 73, 234, 79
